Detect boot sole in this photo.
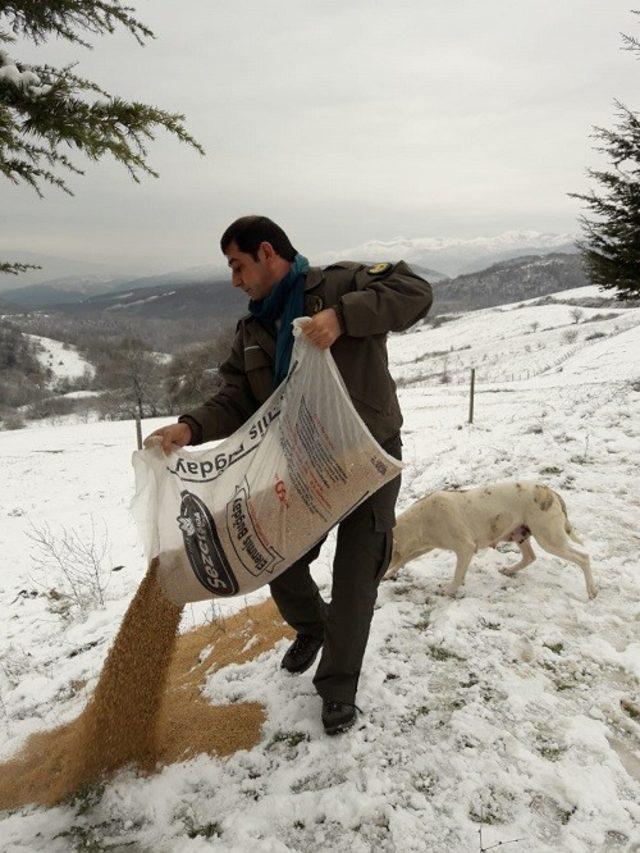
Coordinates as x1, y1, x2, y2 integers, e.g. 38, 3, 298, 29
323, 715, 356, 736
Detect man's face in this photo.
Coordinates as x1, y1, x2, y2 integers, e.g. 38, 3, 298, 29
225, 241, 276, 302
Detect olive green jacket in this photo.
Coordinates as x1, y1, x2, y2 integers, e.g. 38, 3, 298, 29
179, 260, 432, 446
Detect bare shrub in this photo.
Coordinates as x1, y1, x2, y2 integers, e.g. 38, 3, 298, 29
0, 373, 45, 408
584, 312, 619, 323
28, 519, 111, 619
562, 329, 579, 344
1, 413, 25, 430
570, 308, 584, 324
430, 314, 457, 329
165, 342, 222, 410
52, 367, 95, 396
24, 395, 77, 421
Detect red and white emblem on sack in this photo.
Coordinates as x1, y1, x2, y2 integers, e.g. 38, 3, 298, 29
274, 476, 289, 508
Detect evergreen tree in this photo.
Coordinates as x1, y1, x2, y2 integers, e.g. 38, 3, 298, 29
569, 12, 640, 301
1, 1, 204, 275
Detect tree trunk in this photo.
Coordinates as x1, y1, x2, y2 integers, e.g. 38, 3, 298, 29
135, 399, 143, 450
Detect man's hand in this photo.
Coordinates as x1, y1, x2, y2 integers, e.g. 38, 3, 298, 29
302, 308, 342, 349
143, 422, 192, 455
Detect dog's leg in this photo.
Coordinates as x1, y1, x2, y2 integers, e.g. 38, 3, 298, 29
441, 544, 475, 597
384, 545, 431, 581
384, 562, 401, 581
534, 531, 597, 600
500, 538, 536, 576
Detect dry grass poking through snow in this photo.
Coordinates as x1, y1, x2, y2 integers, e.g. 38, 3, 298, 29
0, 559, 291, 812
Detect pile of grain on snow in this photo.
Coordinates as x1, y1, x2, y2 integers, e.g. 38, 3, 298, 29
0, 560, 291, 811
155, 596, 293, 764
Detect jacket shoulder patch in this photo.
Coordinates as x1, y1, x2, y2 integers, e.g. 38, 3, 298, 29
367, 262, 393, 276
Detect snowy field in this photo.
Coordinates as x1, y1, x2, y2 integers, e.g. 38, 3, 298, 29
1, 288, 640, 851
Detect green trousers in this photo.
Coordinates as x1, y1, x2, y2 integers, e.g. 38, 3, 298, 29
269, 434, 402, 703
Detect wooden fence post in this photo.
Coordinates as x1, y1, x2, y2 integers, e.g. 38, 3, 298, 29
135, 413, 142, 450
469, 368, 475, 424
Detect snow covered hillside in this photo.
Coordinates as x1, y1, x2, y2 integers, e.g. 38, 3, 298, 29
1, 287, 639, 852
27, 334, 94, 385
391, 292, 639, 387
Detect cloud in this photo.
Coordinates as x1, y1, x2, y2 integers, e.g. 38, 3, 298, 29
2, 0, 638, 273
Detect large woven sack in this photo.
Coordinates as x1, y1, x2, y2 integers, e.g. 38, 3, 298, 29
131, 319, 403, 605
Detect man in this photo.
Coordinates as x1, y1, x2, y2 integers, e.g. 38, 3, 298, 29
146, 215, 432, 734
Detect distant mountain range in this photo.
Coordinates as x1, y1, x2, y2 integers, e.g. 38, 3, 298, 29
0, 251, 602, 325
0, 229, 605, 329
0, 251, 129, 289
65, 277, 247, 320
1, 275, 129, 309
0, 295, 20, 314
320, 230, 578, 278
3, 261, 448, 312
1, 229, 579, 310
52, 251, 602, 325
0, 267, 230, 310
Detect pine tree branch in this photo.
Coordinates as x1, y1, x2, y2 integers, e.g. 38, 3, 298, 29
0, 2, 205, 280
0, 260, 41, 274
0, 54, 205, 194
1, 2, 153, 47
622, 11, 640, 54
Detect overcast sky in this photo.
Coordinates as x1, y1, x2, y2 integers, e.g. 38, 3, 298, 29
1, 0, 638, 275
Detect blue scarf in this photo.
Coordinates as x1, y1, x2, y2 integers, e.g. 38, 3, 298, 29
248, 253, 309, 388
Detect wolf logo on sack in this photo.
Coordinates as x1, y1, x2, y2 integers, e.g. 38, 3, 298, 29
177, 490, 239, 596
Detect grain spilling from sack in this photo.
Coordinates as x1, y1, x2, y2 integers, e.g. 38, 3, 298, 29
0, 561, 291, 811
67, 558, 184, 786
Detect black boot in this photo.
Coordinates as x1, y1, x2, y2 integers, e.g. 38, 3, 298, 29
281, 633, 324, 674
322, 700, 360, 735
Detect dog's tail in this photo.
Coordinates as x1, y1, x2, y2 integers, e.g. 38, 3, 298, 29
553, 490, 584, 544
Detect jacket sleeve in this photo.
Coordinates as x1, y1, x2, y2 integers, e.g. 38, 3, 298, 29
337, 260, 433, 337
178, 321, 259, 445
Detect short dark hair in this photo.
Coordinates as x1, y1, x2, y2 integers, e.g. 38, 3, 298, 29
220, 215, 297, 262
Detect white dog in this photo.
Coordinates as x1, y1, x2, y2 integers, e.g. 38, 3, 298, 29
385, 481, 597, 600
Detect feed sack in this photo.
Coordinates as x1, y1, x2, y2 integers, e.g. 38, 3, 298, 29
132, 319, 402, 605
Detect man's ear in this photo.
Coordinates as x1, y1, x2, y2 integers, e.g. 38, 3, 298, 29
259, 241, 276, 264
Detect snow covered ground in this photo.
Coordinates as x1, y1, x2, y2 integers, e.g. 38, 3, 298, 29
27, 334, 94, 385
1, 289, 640, 851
